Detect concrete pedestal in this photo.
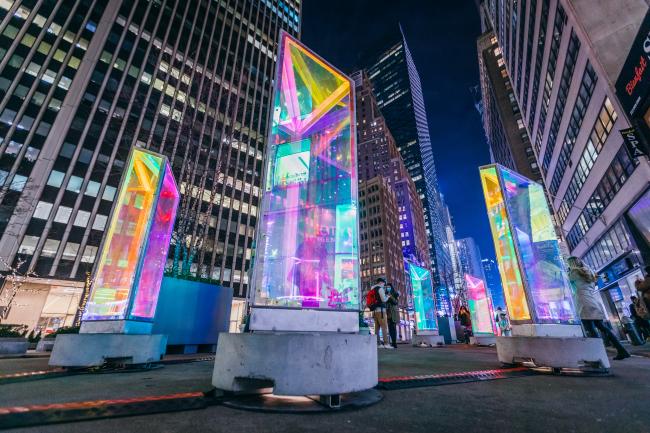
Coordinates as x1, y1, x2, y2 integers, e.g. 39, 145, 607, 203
49, 333, 167, 367
0, 338, 28, 356
412, 333, 445, 347
496, 335, 610, 370
36, 338, 55, 352
212, 333, 377, 396
470, 335, 496, 346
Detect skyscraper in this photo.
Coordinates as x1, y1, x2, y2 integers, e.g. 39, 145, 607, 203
477, 0, 649, 333
365, 25, 456, 307
0, 0, 301, 331
477, 31, 542, 183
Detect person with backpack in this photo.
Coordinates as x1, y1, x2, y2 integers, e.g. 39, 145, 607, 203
366, 277, 391, 349
386, 283, 400, 348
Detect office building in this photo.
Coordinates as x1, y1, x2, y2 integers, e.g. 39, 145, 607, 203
0, 0, 301, 331
478, 0, 650, 335
365, 25, 457, 307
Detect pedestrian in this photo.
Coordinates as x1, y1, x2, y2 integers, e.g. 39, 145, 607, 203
366, 277, 392, 349
458, 305, 472, 343
634, 266, 650, 312
495, 306, 511, 336
630, 295, 650, 341
567, 256, 631, 360
386, 283, 400, 348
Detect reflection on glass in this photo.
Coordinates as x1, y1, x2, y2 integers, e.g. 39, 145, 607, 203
252, 32, 359, 310
410, 263, 437, 331
82, 149, 179, 322
480, 166, 530, 322
465, 274, 496, 335
480, 165, 578, 324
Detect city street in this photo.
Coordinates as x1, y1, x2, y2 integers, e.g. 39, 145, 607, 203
2, 345, 649, 432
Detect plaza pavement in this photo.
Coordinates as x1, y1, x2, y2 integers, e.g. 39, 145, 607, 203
1, 344, 649, 432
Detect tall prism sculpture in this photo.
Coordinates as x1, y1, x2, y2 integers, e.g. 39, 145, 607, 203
479, 164, 609, 370
465, 274, 497, 345
213, 33, 378, 404
50, 148, 179, 367
409, 262, 445, 346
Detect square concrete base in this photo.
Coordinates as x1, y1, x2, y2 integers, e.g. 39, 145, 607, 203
49, 333, 167, 367
512, 324, 583, 337
213, 333, 378, 396
412, 334, 445, 347
470, 335, 496, 346
0, 338, 28, 356
496, 335, 610, 370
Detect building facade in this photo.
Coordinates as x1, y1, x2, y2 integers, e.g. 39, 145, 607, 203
478, 0, 650, 335
457, 237, 486, 283
481, 257, 505, 309
477, 31, 542, 182
0, 0, 301, 331
364, 25, 457, 308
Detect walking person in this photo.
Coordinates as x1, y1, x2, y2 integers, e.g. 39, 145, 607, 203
458, 306, 472, 343
386, 283, 400, 348
495, 306, 511, 336
366, 278, 392, 349
567, 257, 631, 360
630, 296, 650, 341
634, 266, 650, 310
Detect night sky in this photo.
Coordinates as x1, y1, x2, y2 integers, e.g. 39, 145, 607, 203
301, 1, 496, 262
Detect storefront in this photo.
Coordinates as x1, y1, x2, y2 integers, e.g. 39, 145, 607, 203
598, 252, 644, 339
0, 277, 85, 335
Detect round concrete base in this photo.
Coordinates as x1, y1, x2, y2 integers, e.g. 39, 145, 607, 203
220, 388, 383, 413
212, 333, 378, 396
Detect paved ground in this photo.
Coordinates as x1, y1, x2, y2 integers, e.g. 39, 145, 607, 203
1, 344, 649, 433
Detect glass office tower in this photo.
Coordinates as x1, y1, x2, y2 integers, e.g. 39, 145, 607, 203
0, 0, 301, 304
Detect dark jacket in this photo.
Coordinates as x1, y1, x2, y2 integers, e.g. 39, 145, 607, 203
386, 290, 399, 322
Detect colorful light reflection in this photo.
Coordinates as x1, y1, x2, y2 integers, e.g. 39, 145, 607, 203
410, 263, 437, 331
82, 148, 179, 322
252, 32, 359, 310
465, 274, 496, 335
479, 164, 578, 324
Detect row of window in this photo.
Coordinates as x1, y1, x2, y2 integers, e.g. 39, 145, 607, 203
560, 98, 618, 211
549, 62, 598, 197
582, 220, 633, 272
565, 146, 637, 250
541, 30, 580, 172
521, 0, 538, 119
534, 4, 567, 153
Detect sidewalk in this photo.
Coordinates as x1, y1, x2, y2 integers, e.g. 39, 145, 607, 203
1, 345, 649, 432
